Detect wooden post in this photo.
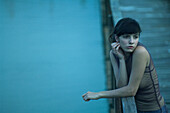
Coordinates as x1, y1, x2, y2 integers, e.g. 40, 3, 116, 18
109, 0, 138, 113
121, 97, 137, 113
101, 0, 115, 112
101, 0, 138, 112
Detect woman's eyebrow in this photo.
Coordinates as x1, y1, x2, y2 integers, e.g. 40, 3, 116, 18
123, 33, 139, 36
133, 33, 139, 36
123, 34, 130, 36
135, 33, 140, 35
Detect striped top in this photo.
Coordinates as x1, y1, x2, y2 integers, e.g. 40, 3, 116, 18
114, 42, 165, 111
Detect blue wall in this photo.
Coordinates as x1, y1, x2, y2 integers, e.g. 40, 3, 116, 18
0, 0, 108, 113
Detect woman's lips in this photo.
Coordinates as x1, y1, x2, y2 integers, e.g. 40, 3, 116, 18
127, 46, 134, 49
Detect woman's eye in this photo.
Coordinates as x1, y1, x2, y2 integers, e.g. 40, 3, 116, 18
123, 35, 129, 38
134, 35, 139, 39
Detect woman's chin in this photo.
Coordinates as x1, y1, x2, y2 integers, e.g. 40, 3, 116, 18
124, 49, 134, 53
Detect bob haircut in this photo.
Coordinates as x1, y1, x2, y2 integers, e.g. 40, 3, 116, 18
109, 18, 142, 43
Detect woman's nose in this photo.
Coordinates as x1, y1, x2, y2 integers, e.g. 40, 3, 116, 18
129, 36, 134, 44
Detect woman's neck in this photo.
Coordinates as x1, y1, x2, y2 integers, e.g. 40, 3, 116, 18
123, 52, 132, 60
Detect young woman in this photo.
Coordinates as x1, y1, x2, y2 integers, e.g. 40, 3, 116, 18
82, 18, 168, 113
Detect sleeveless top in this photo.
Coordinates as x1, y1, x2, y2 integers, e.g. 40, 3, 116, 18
113, 42, 165, 111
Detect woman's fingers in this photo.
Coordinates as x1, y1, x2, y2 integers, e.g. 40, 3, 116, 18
82, 91, 91, 97
82, 92, 88, 97
111, 42, 119, 48
111, 43, 124, 59
116, 44, 120, 51
82, 91, 98, 102
111, 42, 116, 46
111, 42, 118, 45
82, 91, 100, 102
111, 43, 120, 49
82, 92, 90, 101
83, 95, 89, 101
83, 96, 90, 102
111, 43, 120, 55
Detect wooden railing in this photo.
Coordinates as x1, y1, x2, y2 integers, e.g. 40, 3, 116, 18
110, 0, 137, 113
101, 0, 138, 112
109, 0, 137, 113
121, 97, 137, 113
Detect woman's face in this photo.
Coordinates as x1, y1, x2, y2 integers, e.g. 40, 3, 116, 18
116, 33, 139, 53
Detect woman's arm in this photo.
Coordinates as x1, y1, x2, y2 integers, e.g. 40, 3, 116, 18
100, 47, 147, 98
110, 50, 128, 88
82, 46, 149, 101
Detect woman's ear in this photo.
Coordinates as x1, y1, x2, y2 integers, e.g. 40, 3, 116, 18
115, 35, 119, 42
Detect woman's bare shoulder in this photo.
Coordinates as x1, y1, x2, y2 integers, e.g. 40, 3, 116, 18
134, 46, 149, 55
133, 46, 150, 66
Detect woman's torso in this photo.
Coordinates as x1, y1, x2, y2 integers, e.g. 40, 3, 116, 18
114, 42, 165, 111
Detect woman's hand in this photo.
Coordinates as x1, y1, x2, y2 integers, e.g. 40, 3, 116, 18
111, 42, 124, 60
82, 91, 100, 101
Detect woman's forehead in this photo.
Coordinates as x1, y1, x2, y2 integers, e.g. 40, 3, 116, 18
121, 33, 140, 36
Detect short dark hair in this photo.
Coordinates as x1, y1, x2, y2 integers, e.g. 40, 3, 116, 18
109, 18, 142, 43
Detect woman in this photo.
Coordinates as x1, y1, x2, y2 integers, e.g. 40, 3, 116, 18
82, 18, 168, 113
